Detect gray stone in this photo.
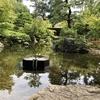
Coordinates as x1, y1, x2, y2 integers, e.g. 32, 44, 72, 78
0, 42, 4, 48
60, 38, 76, 53
0, 42, 4, 52
29, 84, 100, 100
88, 49, 100, 55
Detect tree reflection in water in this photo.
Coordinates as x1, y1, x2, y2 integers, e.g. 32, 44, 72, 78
1, 43, 100, 98
49, 66, 100, 87
0, 43, 51, 94
49, 53, 100, 87
84, 69, 100, 87
0, 67, 14, 94
24, 72, 42, 88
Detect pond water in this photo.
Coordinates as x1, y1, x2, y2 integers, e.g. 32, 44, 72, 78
0, 43, 100, 100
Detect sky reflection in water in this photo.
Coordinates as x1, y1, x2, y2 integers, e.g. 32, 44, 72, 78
0, 72, 49, 100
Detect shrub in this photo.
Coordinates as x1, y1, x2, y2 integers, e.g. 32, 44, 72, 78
3, 30, 31, 42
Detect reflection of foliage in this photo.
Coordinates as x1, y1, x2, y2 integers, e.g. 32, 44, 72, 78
86, 70, 100, 87
0, 44, 51, 93
0, 46, 26, 92
24, 73, 42, 88
3, 30, 31, 42
49, 66, 62, 85
32, 43, 52, 56
49, 66, 80, 85
49, 52, 100, 86
49, 65, 100, 86
0, 68, 14, 94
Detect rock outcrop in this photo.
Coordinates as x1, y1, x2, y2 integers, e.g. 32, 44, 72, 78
29, 84, 100, 100
60, 38, 77, 53
88, 49, 100, 55
0, 42, 4, 52
53, 38, 88, 54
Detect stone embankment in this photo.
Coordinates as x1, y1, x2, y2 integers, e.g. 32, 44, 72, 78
29, 84, 100, 100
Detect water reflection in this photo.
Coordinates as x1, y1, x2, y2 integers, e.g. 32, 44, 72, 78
24, 72, 42, 87
0, 44, 100, 100
85, 69, 100, 86
16, 69, 46, 88
0, 44, 51, 100
49, 53, 100, 87
0, 67, 14, 94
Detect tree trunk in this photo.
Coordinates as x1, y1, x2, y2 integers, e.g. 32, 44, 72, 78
65, 0, 72, 28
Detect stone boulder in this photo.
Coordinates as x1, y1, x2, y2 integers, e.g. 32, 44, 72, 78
54, 38, 77, 53
23, 41, 30, 46
88, 49, 100, 55
53, 38, 89, 54
29, 84, 100, 100
0, 42, 4, 52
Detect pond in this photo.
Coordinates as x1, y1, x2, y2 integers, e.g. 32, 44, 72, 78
0, 43, 100, 100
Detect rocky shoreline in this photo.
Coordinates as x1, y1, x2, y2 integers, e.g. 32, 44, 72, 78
29, 84, 100, 100
1, 40, 100, 55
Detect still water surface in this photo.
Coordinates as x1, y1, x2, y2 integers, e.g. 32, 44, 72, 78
0, 44, 100, 100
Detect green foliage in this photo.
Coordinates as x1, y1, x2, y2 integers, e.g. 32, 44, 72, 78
0, 0, 31, 44
73, 10, 90, 34
88, 17, 100, 40
50, 0, 68, 25
0, 0, 100, 47
0, 0, 12, 22
30, 0, 50, 19
75, 35, 89, 48
24, 18, 54, 42
74, 22, 86, 35
53, 38, 63, 45
3, 30, 31, 41
54, 21, 68, 28
12, 1, 30, 14
0, 0, 16, 33
0, 22, 14, 32
61, 28, 77, 38
74, 11, 100, 41
14, 12, 33, 30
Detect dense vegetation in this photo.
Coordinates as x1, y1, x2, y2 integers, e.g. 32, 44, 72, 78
0, 0, 100, 48
1, 0, 100, 92
0, 0, 54, 45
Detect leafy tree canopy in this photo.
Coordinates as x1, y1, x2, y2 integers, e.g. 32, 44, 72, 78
0, 0, 12, 22
14, 12, 33, 30
24, 18, 54, 42
13, 1, 30, 14
3, 30, 31, 41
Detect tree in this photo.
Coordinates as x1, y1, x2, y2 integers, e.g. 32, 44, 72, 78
0, 0, 32, 44
30, 0, 49, 19
0, 0, 12, 22
30, 0, 82, 28
74, 0, 100, 15
11, 1, 30, 14
16, 0, 22, 2
14, 12, 33, 30
24, 18, 54, 42
92, 0, 100, 15
0, 0, 15, 33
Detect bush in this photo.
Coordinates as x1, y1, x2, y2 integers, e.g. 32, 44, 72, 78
24, 18, 54, 42
3, 30, 31, 42
75, 35, 89, 49
61, 28, 77, 38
